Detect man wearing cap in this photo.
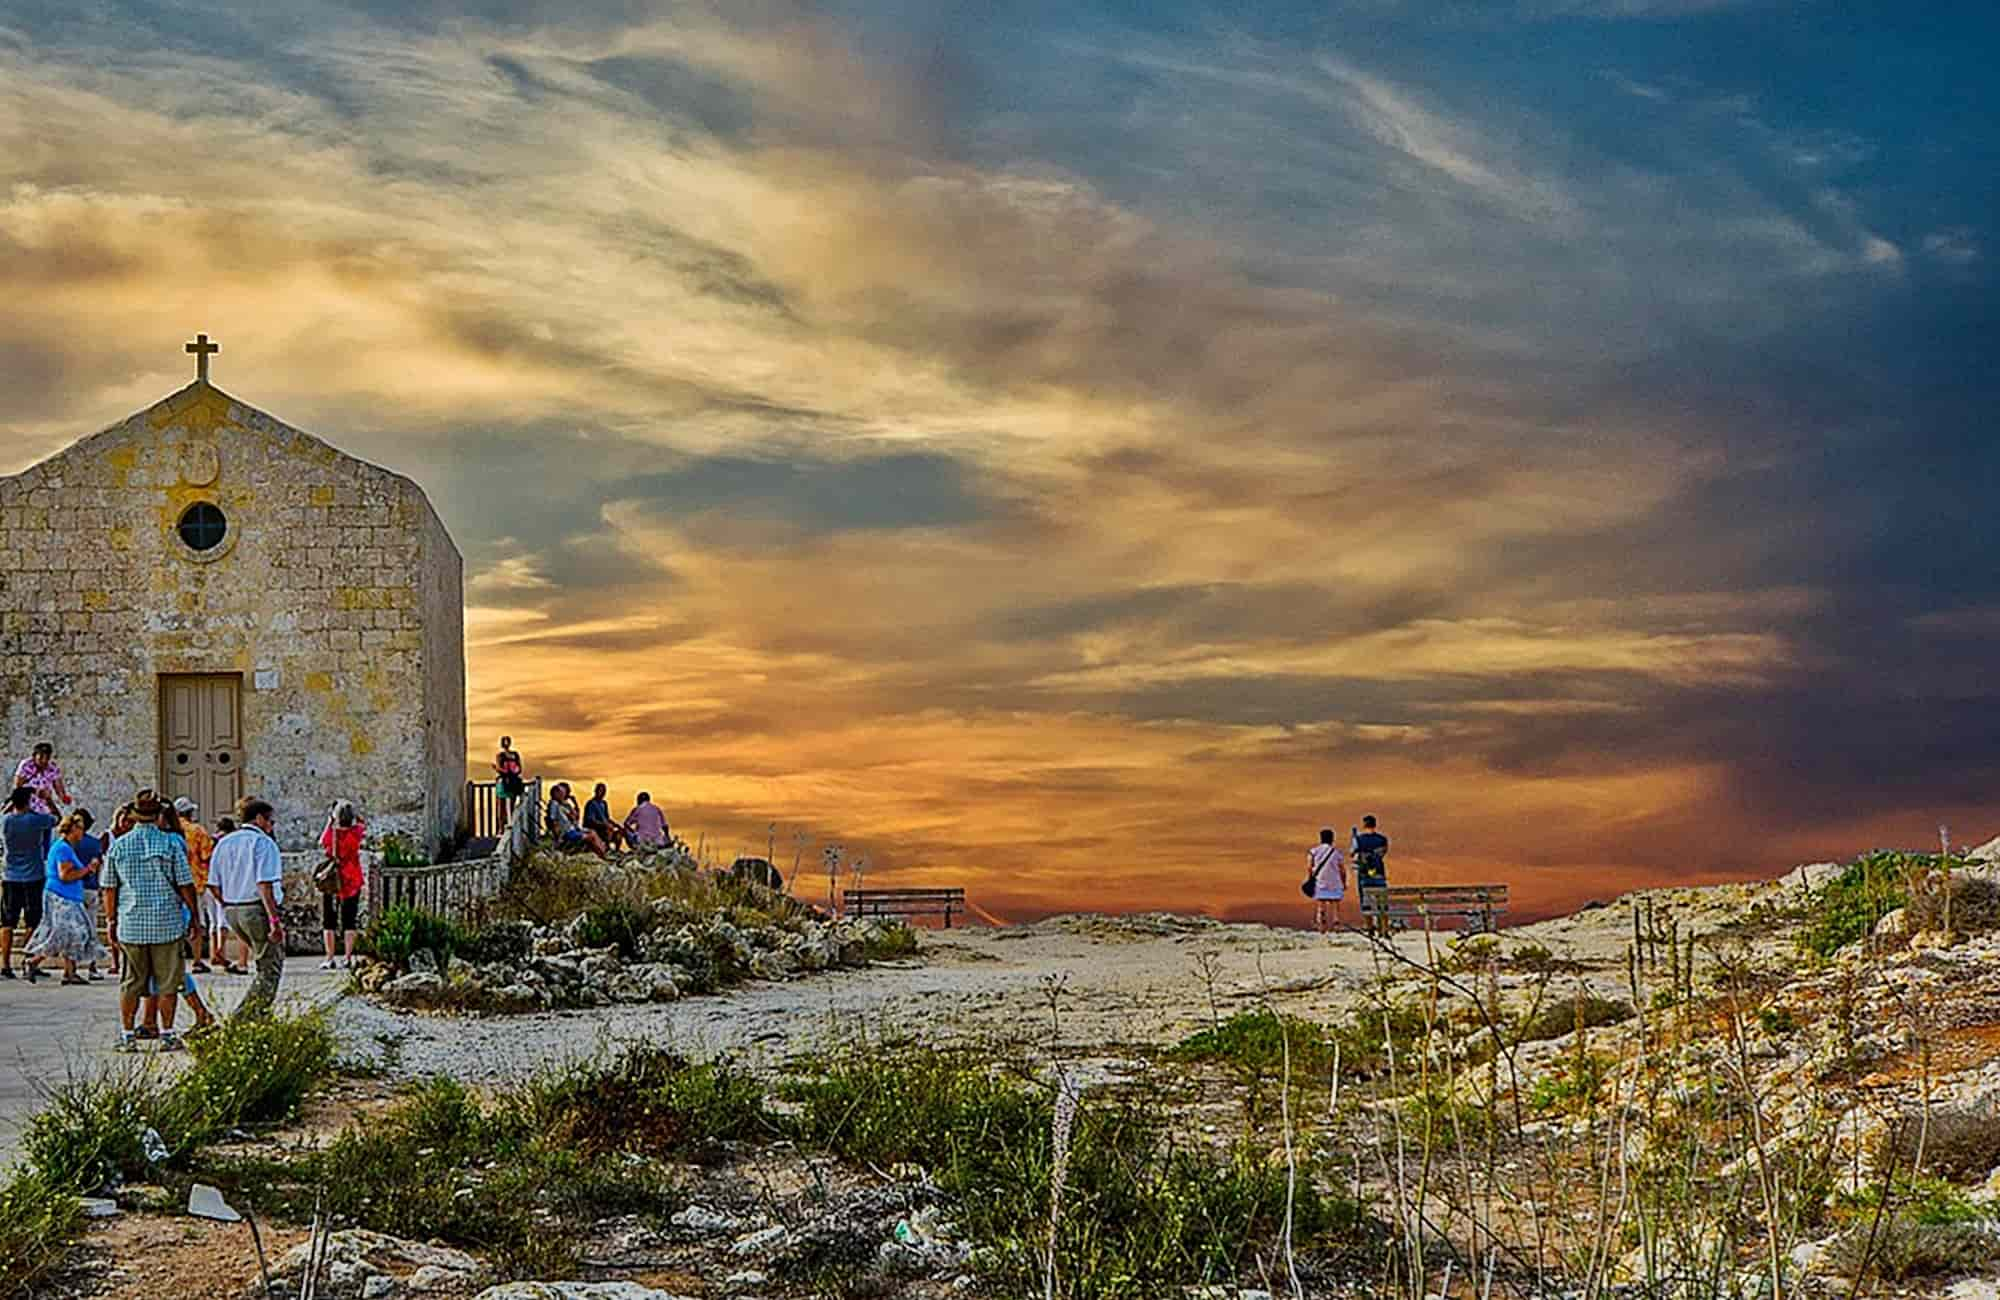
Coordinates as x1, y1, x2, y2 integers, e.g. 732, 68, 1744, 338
172, 798, 218, 973
99, 790, 201, 1052
211, 797, 287, 1017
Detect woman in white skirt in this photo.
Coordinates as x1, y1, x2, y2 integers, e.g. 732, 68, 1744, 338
24, 813, 110, 984
1309, 828, 1346, 936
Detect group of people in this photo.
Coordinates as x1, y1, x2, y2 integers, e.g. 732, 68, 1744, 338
2, 742, 372, 1050
545, 781, 671, 859
495, 734, 673, 861
1305, 815, 1392, 935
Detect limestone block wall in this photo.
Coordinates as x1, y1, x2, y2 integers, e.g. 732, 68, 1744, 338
418, 500, 468, 852
0, 383, 466, 856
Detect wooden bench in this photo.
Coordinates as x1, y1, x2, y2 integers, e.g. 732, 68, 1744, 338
844, 887, 966, 928
1359, 884, 1508, 934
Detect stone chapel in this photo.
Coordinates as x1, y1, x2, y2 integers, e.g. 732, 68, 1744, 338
0, 338, 467, 856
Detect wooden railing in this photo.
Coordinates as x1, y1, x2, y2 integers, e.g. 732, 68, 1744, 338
466, 776, 542, 841
367, 855, 511, 925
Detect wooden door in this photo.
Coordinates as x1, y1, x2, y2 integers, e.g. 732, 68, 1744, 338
159, 674, 244, 818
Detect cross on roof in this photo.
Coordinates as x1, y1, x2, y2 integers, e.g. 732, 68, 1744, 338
186, 333, 220, 382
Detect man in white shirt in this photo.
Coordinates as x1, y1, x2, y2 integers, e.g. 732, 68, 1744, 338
210, 797, 287, 1018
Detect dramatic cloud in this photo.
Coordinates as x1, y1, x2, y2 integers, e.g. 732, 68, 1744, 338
3, 0, 1994, 921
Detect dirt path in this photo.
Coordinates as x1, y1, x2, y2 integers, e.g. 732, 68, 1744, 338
329, 901, 1714, 1083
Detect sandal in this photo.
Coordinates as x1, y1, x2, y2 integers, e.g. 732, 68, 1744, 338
224, 964, 248, 976
61, 975, 88, 986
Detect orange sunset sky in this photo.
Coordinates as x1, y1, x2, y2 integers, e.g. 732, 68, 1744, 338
4, 1, 1995, 924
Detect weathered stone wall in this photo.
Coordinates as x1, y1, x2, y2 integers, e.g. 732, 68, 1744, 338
0, 382, 466, 856
418, 502, 467, 852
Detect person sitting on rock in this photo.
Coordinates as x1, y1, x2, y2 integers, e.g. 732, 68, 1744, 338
583, 783, 627, 852
545, 783, 607, 859
623, 792, 670, 850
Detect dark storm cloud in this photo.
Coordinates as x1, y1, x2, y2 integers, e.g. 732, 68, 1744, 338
612, 451, 1008, 536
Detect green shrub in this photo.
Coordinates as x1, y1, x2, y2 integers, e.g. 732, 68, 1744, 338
178, 1011, 337, 1131
575, 901, 656, 960
522, 1045, 769, 1154
1171, 1009, 1340, 1082
1797, 851, 1934, 957
0, 1170, 82, 1299
1527, 1051, 1611, 1114
215, 1051, 716, 1281
23, 1014, 336, 1192
1443, 935, 1500, 972
1825, 1213, 2000, 1281
858, 924, 919, 960
782, 1046, 1381, 1298
1507, 942, 1562, 973
1514, 992, 1631, 1044
361, 905, 464, 972
22, 1064, 178, 1192
375, 833, 431, 868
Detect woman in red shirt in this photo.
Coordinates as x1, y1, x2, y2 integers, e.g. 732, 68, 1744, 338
318, 801, 367, 969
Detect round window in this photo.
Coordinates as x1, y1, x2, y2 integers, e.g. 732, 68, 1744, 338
177, 502, 228, 552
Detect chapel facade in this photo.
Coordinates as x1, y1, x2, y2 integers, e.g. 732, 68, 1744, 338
0, 349, 467, 856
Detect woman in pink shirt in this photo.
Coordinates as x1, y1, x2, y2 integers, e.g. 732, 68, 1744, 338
622, 792, 669, 850
13, 744, 71, 817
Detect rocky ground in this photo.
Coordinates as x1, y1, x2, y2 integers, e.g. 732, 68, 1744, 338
29, 834, 2000, 1300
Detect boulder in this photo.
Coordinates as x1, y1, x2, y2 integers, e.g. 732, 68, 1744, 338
472, 1280, 700, 1288
606, 970, 653, 1004
408, 948, 439, 975
669, 1204, 744, 1236
1909, 929, 1963, 951
748, 950, 797, 981
272, 1229, 483, 1298
383, 972, 445, 999
1873, 907, 1910, 939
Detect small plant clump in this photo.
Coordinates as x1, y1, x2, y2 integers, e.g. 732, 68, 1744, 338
782, 1045, 1381, 1297
361, 904, 465, 971
23, 1013, 338, 1192
0, 1170, 82, 1299
202, 1048, 762, 1279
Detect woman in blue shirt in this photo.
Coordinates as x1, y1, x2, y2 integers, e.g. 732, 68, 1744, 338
23, 813, 109, 984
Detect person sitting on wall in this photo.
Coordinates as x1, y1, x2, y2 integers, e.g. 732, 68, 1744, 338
582, 783, 628, 852
622, 792, 670, 850
545, 783, 607, 859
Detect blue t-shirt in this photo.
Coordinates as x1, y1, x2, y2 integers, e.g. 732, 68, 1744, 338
3, 811, 56, 883
76, 833, 103, 889
45, 840, 86, 904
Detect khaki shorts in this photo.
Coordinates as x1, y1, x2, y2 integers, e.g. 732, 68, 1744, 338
120, 940, 186, 1000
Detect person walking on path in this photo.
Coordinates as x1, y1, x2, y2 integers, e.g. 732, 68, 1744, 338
623, 792, 669, 850
12, 743, 71, 817
1307, 828, 1346, 936
171, 799, 217, 973
212, 798, 287, 1018
73, 809, 107, 980
23, 813, 109, 984
206, 815, 245, 974
100, 791, 200, 1052
1351, 815, 1391, 934
318, 801, 366, 969
3, 786, 57, 980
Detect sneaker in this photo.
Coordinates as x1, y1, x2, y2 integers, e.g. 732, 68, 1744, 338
158, 1034, 185, 1053
0, 967, 14, 980
318, 959, 338, 970
24, 965, 41, 984
88, 970, 104, 981
190, 961, 211, 974
136, 1026, 160, 1040
113, 1034, 139, 1053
